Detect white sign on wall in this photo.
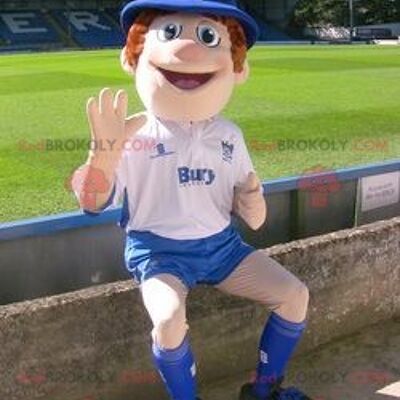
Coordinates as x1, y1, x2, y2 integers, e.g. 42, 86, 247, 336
361, 171, 400, 212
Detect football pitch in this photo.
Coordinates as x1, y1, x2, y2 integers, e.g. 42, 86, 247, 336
0, 45, 399, 223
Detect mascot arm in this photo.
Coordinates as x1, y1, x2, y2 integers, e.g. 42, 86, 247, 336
232, 132, 267, 230
233, 172, 267, 230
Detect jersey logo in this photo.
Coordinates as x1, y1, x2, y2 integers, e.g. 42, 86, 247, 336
222, 141, 234, 163
190, 363, 197, 377
178, 167, 216, 186
260, 350, 269, 364
150, 143, 175, 159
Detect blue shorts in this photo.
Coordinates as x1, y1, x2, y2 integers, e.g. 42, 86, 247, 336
124, 224, 255, 289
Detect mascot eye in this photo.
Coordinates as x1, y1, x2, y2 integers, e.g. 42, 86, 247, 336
197, 25, 221, 47
158, 23, 183, 42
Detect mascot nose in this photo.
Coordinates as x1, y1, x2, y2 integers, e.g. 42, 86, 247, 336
174, 40, 206, 62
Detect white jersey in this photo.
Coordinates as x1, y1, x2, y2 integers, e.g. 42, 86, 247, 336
112, 113, 255, 240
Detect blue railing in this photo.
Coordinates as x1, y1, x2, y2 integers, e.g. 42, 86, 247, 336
264, 159, 400, 194
0, 159, 399, 242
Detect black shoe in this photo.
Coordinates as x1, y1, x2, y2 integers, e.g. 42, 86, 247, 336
239, 382, 262, 399
239, 377, 313, 400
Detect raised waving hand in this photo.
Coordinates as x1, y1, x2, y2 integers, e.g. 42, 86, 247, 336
70, 88, 145, 212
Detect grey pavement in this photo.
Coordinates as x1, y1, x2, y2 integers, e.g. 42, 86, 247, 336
202, 317, 400, 400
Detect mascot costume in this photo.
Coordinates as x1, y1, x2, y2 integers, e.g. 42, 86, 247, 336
72, 1, 312, 399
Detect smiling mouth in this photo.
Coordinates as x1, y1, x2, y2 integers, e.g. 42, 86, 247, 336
157, 67, 215, 90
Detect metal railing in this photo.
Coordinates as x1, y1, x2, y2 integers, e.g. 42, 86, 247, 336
1, 159, 399, 242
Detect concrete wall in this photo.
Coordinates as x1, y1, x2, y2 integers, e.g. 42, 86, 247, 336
0, 223, 128, 305
1, 216, 399, 400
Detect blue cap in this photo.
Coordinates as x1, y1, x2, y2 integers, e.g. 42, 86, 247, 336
120, 0, 259, 48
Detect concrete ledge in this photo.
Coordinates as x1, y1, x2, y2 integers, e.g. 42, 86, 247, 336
1, 217, 399, 400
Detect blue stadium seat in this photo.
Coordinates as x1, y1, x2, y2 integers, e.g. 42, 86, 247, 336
51, 9, 124, 47
106, 8, 122, 26
0, 10, 61, 45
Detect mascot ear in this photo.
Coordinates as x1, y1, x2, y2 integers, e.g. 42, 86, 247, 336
120, 46, 135, 75
235, 58, 249, 85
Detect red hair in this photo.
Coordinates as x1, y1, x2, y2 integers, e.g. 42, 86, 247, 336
124, 9, 247, 73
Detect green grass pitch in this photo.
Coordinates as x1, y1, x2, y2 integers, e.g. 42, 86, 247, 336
0, 45, 399, 223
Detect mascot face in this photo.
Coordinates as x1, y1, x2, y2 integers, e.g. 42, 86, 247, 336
125, 13, 248, 122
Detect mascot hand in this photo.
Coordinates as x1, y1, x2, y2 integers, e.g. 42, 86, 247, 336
72, 88, 141, 212
86, 88, 128, 161
233, 172, 267, 230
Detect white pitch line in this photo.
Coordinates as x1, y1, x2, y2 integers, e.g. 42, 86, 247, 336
376, 381, 400, 398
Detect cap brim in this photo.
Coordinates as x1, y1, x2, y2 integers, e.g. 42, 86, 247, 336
120, 0, 259, 48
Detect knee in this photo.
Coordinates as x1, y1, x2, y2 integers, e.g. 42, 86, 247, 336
296, 280, 310, 311
152, 310, 188, 350
275, 279, 310, 323
287, 279, 309, 321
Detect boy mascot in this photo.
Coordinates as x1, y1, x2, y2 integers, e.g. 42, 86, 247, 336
72, 1, 312, 399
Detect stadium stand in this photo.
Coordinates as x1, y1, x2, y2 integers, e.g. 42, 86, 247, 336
50, 9, 123, 47
0, 0, 296, 52
241, 1, 294, 41
253, 15, 293, 41
105, 7, 121, 26
0, 10, 62, 50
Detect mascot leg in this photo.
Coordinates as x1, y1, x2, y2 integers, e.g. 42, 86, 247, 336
141, 273, 198, 400
216, 250, 311, 399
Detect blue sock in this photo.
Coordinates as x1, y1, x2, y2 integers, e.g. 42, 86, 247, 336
152, 335, 197, 400
253, 312, 307, 398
